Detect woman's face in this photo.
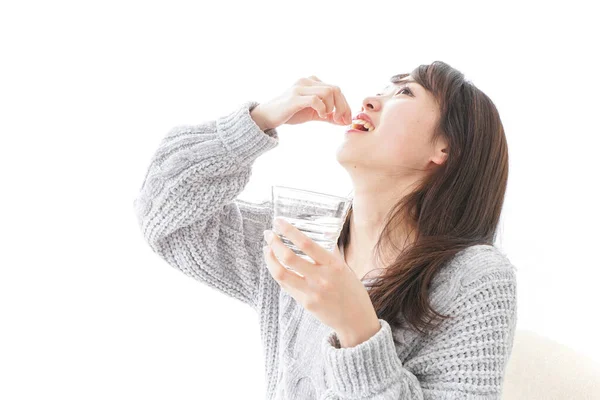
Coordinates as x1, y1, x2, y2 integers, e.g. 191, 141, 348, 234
337, 77, 447, 176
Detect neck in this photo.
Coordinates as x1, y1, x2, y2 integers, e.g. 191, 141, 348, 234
343, 177, 419, 277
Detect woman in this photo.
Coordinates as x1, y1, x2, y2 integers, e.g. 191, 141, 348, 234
134, 60, 517, 399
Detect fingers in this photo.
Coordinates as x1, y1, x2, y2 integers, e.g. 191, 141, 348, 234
330, 86, 352, 125
312, 96, 328, 119
295, 76, 352, 125
308, 76, 352, 124
263, 244, 309, 295
264, 229, 317, 279
270, 217, 334, 268
295, 85, 351, 125
302, 94, 327, 119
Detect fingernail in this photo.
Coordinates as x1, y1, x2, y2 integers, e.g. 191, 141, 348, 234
263, 230, 274, 244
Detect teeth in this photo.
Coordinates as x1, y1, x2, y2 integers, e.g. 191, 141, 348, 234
351, 119, 375, 132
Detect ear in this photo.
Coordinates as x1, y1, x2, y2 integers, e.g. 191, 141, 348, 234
431, 138, 449, 166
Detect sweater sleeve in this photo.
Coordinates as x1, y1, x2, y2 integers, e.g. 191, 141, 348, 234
133, 100, 279, 310
320, 265, 518, 399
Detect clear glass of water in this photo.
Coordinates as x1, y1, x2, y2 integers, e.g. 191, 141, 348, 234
271, 185, 353, 275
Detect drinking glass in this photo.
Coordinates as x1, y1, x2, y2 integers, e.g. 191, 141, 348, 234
271, 185, 352, 276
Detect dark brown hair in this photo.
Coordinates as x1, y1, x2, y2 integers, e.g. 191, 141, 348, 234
337, 60, 509, 335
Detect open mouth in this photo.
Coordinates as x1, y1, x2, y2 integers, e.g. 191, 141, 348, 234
351, 124, 369, 132
350, 119, 375, 132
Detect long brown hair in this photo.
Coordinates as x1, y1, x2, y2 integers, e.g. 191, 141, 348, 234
337, 61, 509, 335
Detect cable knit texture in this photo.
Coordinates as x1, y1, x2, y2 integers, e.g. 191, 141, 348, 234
133, 100, 518, 399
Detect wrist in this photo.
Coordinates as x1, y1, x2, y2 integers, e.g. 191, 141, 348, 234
337, 319, 381, 348
250, 105, 273, 132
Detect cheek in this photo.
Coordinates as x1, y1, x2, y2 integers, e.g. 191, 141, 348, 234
377, 111, 422, 151
377, 129, 429, 166
379, 127, 416, 152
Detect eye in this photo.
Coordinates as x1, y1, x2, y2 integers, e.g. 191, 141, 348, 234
395, 86, 412, 96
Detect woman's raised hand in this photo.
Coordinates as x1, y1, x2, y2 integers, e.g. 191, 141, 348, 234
250, 75, 353, 131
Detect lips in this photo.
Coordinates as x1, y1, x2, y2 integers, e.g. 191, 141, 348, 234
353, 112, 375, 128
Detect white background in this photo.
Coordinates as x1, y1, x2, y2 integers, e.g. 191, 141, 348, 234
1, 0, 599, 398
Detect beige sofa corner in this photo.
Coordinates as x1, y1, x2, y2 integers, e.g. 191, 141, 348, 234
502, 329, 600, 399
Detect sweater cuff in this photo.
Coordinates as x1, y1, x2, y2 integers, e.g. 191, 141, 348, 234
215, 100, 280, 168
321, 319, 403, 395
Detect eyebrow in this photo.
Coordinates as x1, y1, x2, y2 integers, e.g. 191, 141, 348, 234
381, 79, 417, 93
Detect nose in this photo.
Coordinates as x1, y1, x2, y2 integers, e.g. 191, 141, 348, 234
361, 95, 380, 112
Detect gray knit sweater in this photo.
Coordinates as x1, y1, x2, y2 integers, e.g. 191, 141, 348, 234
133, 100, 518, 399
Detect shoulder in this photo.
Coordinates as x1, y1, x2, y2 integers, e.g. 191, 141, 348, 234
452, 243, 516, 285
429, 244, 517, 313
